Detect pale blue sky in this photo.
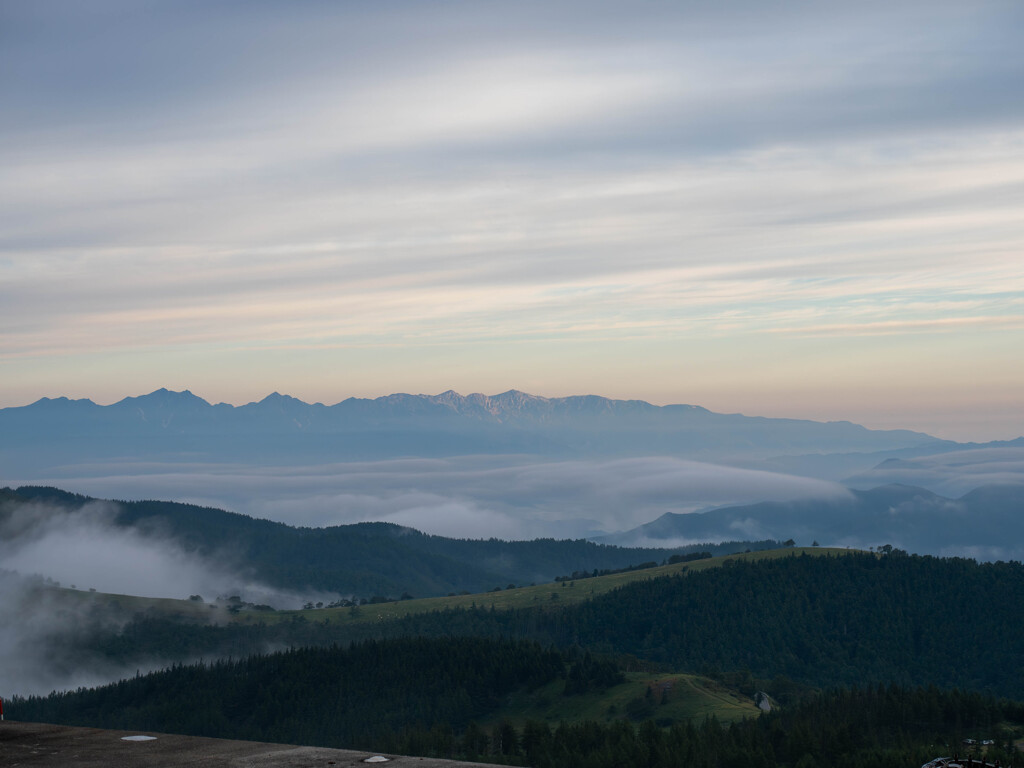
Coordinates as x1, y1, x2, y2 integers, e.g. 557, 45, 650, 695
2, 0, 1023, 440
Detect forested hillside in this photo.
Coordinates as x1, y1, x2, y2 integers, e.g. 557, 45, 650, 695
5, 486, 773, 597
375, 552, 1024, 697
10, 637, 564, 749
11, 550, 1024, 766
46, 551, 1024, 702
11, 641, 1023, 768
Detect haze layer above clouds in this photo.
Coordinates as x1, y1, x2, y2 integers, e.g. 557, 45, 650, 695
2, 1, 1023, 440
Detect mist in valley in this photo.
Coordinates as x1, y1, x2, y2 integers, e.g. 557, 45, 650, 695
16, 455, 852, 540
0, 498, 336, 697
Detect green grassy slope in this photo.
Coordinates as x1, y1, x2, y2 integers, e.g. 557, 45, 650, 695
44, 545, 850, 627
482, 671, 761, 728
238, 546, 854, 626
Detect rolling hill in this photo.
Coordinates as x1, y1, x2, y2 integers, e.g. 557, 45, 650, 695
9, 553, 1024, 768
601, 482, 1024, 559
1, 486, 773, 599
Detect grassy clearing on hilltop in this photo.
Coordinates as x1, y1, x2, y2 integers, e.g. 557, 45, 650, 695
236, 546, 856, 626
37, 545, 854, 625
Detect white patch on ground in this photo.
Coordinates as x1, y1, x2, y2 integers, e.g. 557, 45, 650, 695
755, 691, 773, 712
121, 735, 157, 741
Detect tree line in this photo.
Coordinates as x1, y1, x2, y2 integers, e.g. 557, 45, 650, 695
6, 486, 770, 598
39, 551, 1024, 703
10, 638, 1024, 768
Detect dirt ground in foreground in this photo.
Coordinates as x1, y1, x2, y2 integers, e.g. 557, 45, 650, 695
0, 721, 502, 768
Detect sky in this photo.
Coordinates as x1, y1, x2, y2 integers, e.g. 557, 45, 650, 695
2, 0, 1023, 441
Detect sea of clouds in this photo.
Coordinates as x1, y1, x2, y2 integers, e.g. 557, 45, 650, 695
18, 455, 851, 540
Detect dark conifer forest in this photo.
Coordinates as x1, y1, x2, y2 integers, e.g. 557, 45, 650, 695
12, 643, 1024, 768
11, 550, 1024, 765
6, 485, 775, 597
46, 552, 1024, 699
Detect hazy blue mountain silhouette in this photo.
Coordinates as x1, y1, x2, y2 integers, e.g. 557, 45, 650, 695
1, 389, 943, 475
601, 483, 1024, 559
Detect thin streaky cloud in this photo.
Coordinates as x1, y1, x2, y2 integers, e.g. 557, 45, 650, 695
1, 1, 1023, 439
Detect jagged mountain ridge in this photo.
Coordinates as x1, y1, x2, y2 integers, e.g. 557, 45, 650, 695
1, 388, 945, 474
19, 387, 714, 427
8, 386, 931, 436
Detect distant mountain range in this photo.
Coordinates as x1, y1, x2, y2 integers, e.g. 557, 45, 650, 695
601, 482, 1024, 559
0, 388, 946, 474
